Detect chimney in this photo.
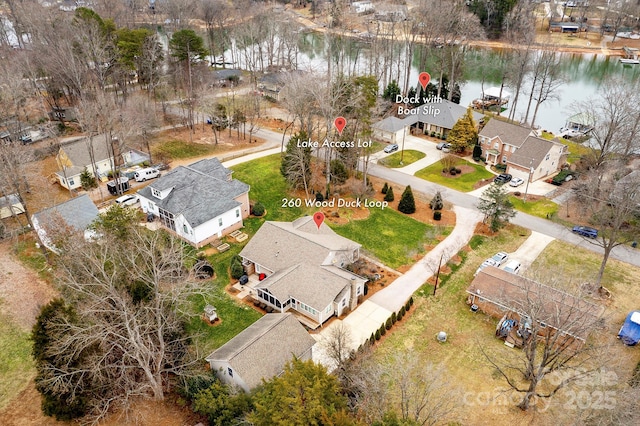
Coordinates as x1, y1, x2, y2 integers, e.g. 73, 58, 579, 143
349, 277, 359, 310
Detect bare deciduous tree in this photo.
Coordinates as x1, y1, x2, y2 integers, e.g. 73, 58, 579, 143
576, 78, 640, 169
348, 351, 461, 425
480, 273, 606, 411
36, 223, 205, 423
571, 165, 640, 290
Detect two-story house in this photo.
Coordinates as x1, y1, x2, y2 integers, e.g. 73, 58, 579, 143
137, 158, 250, 247
479, 119, 567, 183
239, 216, 367, 329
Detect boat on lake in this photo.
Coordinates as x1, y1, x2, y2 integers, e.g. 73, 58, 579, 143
559, 112, 594, 138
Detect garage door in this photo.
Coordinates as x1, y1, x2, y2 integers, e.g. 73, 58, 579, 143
507, 167, 529, 182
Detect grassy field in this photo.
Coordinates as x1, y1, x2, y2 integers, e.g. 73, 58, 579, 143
373, 225, 532, 423
331, 208, 442, 269
232, 154, 451, 269
0, 314, 34, 411
152, 139, 218, 160
540, 131, 592, 164
415, 159, 494, 192
373, 225, 640, 424
187, 244, 262, 354
232, 154, 305, 223
378, 150, 426, 168
509, 196, 559, 218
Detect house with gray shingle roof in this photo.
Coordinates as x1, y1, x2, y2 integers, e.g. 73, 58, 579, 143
478, 119, 567, 182
137, 158, 249, 247
372, 98, 483, 143
372, 116, 405, 144
31, 194, 99, 252
478, 118, 535, 167
205, 313, 316, 391
55, 137, 149, 190
507, 136, 568, 183
404, 98, 483, 138
239, 216, 367, 328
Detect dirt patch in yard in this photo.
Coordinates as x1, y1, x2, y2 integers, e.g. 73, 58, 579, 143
0, 382, 199, 426
0, 238, 57, 330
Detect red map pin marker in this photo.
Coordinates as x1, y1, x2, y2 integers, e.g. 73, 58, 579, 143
313, 212, 325, 229
418, 72, 431, 91
334, 117, 347, 135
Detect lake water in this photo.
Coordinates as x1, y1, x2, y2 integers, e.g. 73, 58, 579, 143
223, 31, 640, 133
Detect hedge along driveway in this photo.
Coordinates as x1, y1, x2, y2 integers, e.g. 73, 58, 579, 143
414, 159, 494, 192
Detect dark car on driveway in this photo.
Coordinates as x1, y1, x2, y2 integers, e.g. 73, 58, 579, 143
494, 173, 512, 185
572, 226, 598, 238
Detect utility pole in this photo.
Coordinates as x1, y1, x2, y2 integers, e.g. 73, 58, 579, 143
523, 158, 534, 202
433, 252, 444, 296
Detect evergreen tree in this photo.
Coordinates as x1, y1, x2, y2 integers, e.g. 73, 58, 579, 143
473, 144, 483, 160
80, 168, 97, 190
382, 182, 389, 194
447, 107, 478, 153
193, 380, 253, 426
169, 29, 208, 63
32, 300, 89, 421
383, 80, 401, 101
249, 358, 353, 425
384, 186, 395, 202
478, 183, 517, 232
398, 186, 416, 214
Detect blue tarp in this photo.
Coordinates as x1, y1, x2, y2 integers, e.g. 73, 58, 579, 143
618, 311, 640, 346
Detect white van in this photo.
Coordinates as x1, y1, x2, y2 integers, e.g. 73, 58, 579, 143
134, 167, 160, 182
503, 260, 521, 275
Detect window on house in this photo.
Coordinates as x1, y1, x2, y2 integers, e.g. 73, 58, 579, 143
502, 156, 507, 164
545, 154, 550, 161
357, 286, 361, 295
236, 209, 240, 218
68, 178, 75, 186
158, 208, 176, 231
183, 224, 188, 233
151, 188, 161, 198
218, 218, 223, 227
342, 299, 346, 307
228, 367, 233, 377
493, 142, 499, 149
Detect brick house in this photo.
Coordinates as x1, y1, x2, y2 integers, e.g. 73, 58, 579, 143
478, 119, 567, 182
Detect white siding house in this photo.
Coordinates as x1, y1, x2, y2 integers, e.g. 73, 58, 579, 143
137, 158, 250, 247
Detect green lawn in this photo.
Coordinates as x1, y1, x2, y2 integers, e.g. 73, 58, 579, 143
378, 150, 425, 168
540, 131, 593, 164
415, 159, 494, 192
330, 208, 441, 269
232, 154, 305, 223
152, 139, 218, 160
371, 226, 535, 424
509, 196, 559, 219
187, 245, 262, 353
0, 314, 35, 411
